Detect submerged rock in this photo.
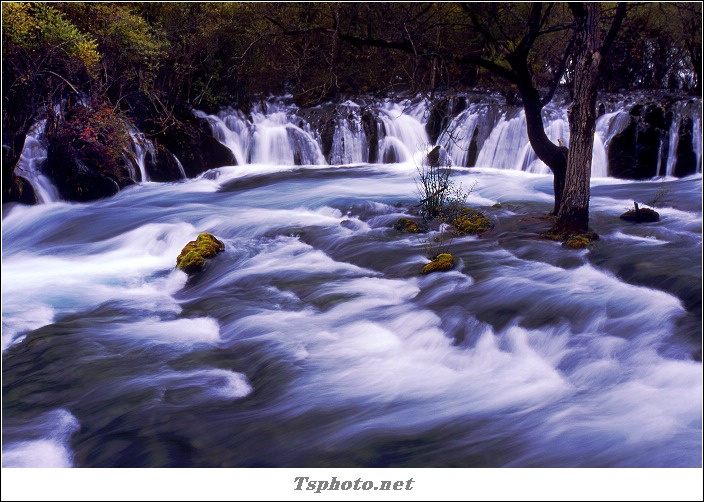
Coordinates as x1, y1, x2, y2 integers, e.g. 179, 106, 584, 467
176, 233, 225, 275
394, 217, 423, 233
421, 253, 454, 274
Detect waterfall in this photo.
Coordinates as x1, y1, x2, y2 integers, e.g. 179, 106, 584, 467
437, 102, 502, 168
466, 105, 615, 176
198, 94, 701, 178
172, 154, 187, 179
247, 100, 325, 165
194, 110, 247, 165
471, 106, 572, 174
377, 102, 429, 163
248, 113, 320, 165
329, 101, 369, 165
127, 130, 155, 182
694, 112, 702, 174
13, 120, 60, 203
665, 100, 703, 177
201, 105, 326, 166
10, 94, 702, 205
475, 110, 529, 171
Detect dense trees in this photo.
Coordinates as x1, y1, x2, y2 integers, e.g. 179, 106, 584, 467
2, 2, 99, 173
3, 2, 701, 216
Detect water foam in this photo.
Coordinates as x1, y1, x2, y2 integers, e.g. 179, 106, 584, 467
2, 409, 80, 468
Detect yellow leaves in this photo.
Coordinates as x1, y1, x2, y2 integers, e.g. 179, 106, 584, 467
74, 38, 100, 77
3, 2, 102, 75
2, 2, 34, 44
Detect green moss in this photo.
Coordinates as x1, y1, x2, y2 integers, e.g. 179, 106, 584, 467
393, 217, 422, 233
421, 253, 454, 274
540, 232, 565, 242
176, 232, 225, 274
452, 208, 493, 235
563, 235, 591, 249
541, 230, 599, 249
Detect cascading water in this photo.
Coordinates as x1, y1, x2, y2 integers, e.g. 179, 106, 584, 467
377, 102, 430, 164
194, 109, 247, 166
3, 153, 701, 468
171, 154, 187, 179
12, 121, 60, 203
9, 93, 703, 204
246, 99, 326, 166
127, 129, 155, 182
665, 100, 703, 177
437, 101, 502, 168
694, 113, 702, 174
199, 103, 326, 166
329, 101, 369, 165
468, 105, 613, 176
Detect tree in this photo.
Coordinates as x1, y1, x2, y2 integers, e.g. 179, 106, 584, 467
459, 2, 626, 234
553, 3, 623, 235
600, 3, 701, 92
267, 2, 627, 233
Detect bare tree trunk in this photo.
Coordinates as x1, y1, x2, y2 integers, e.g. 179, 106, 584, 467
551, 3, 601, 235
504, 3, 569, 216
512, 74, 568, 215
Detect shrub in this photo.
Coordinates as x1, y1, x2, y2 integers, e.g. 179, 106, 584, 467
415, 145, 475, 222
48, 103, 132, 181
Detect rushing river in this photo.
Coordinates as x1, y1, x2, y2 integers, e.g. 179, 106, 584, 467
2, 158, 702, 467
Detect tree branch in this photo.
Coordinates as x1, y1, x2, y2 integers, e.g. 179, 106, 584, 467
461, 4, 507, 53
455, 54, 517, 83
600, 3, 627, 57
541, 31, 576, 107
514, 3, 544, 58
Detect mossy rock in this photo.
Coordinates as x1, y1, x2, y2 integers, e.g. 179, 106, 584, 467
421, 253, 454, 274
562, 231, 600, 249
176, 233, 225, 275
620, 207, 660, 223
563, 235, 591, 249
452, 208, 493, 235
394, 217, 422, 233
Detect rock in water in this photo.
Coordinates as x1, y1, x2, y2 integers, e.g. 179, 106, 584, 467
394, 218, 423, 233
452, 208, 493, 235
176, 233, 225, 275
421, 253, 454, 274
619, 202, 660, 223
427, 145, 442, 167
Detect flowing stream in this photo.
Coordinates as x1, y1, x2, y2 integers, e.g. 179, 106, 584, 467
2, 153, 701, 466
